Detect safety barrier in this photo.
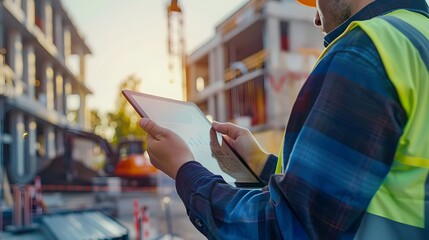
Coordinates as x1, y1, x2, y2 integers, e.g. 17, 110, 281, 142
133, 199, 151, 240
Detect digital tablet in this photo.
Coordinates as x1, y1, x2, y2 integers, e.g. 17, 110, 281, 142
122, 89, 266, 188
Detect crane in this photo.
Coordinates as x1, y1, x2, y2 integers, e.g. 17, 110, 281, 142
167, 0, 187, 100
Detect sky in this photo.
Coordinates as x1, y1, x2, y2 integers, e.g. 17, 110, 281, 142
62, 0, 248, 113
61, 0, 429, 113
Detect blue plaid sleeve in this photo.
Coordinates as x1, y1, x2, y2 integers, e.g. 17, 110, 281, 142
259, 154, 278, 184
175, 28, 406, 239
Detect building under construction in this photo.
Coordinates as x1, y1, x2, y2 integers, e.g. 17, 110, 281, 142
186, 0, 324, 153
0, 0, 91, 184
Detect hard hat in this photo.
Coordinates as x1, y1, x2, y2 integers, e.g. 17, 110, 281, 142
297, 0, 316, 7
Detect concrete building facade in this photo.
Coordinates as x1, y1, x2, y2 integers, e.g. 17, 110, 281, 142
0, 0, 91, 183
186, 0, 323, 153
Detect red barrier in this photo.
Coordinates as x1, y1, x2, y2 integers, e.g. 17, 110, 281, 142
133, 199, 141, 240
133, 199, 150, 240
33, 176, 43, 214
141, 206, 150, 240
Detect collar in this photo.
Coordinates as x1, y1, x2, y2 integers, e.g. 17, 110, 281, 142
324, 0, 429, 47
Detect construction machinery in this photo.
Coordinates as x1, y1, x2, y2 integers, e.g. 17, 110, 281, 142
114, 136, 158, 186
33, 128, 158, 191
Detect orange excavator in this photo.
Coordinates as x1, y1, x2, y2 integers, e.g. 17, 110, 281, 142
34, 129, 158, 190
114, 136, 158, 186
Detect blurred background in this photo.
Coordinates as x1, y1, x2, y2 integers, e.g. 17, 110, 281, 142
0, 0, 402, 239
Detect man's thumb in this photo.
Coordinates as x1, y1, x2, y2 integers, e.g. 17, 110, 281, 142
139, 118, 163, 139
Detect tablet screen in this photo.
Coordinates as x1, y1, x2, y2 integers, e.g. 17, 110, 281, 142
123, 90, 264, 187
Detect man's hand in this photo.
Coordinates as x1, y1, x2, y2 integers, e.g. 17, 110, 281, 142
212, 121, 269, 176
139, 118, 194, 180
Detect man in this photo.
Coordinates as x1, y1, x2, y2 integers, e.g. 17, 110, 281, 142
140, 0, 429, 239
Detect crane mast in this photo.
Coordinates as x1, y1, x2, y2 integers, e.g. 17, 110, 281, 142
167, 0, 186, 100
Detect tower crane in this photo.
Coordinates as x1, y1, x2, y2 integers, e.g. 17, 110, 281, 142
167, 0, 187, 100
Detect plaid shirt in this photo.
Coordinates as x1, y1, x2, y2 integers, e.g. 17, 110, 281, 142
175, 0, 429, 239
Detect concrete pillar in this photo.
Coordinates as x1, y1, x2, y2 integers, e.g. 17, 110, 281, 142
214, 45, 226, 122
208, 51, 216, 85
63, 26, 71, 61
76, 47, 88, 128
55, 73, 63, 113
43, 62, 54, 110
54, 11, 64, 60
64, 78, 72, 116
8, 30, 24, 94
208, 50, 217, 118
264, 16, 281, 127
23, 44, 36, 98
216, 91, 226, 122
265, 17, 281, 70
62, 41, 84, 126
45, 125, 55, 159
78, 94, 87, 128
188, 65, 196, 99
43, 0, 53, 43
11, 112, 25, 177
208, 97, 216, 119
27, 117, 37, 166
25, 0, 35, 28
78, 47, 86, 82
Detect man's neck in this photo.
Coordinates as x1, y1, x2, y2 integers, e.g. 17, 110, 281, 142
351, 0, 375, 15
323, 0, 429, 47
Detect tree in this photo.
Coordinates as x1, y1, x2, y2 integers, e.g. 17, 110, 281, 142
90, 109, 112, 140
89, 75, 147, 147
108, 75, 146, 146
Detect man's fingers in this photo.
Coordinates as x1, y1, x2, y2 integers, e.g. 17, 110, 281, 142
139, 118, 164, 140
212, 121, 245, 139
209, 127, 221, 147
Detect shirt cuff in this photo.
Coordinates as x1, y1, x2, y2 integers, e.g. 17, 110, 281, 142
259, 154, 278, 184
175, 161, 216, 207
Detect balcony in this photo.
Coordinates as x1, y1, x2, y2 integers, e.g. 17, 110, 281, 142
3, 0, 58, 58
0, 62, 26, 98
224, 50, 267, 82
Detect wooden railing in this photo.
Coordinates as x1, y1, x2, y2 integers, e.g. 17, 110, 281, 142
224, 50, 267, 82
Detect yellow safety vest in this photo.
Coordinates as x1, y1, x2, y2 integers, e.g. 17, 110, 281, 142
277, 9, 429, 231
